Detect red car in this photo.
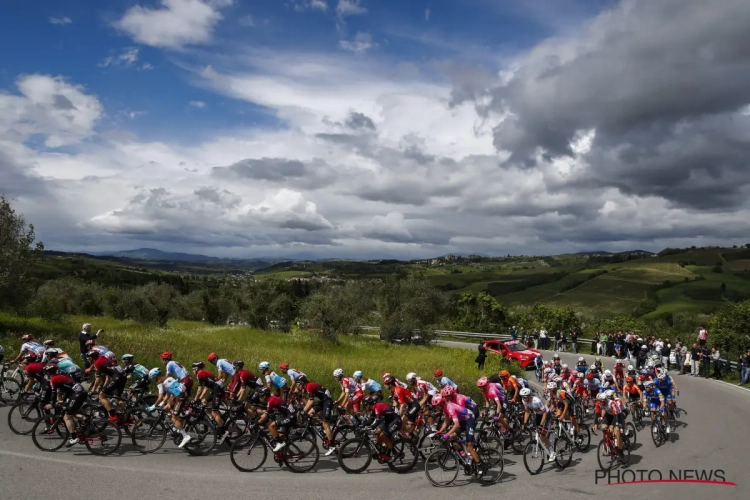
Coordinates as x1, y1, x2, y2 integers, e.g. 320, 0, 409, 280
483, 339, 540, 369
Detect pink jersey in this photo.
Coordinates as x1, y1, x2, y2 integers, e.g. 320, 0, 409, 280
454, 393, 476, 409
484, 383, 506, 402
443, 401, 470, 423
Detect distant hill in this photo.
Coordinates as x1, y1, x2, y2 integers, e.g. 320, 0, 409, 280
94, 248, 220, 262
574, 250, 654, 256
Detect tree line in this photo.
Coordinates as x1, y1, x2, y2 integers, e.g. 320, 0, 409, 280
2, 194, 749, 360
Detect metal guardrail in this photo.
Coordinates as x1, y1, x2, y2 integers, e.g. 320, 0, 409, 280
359, 326, 740, 371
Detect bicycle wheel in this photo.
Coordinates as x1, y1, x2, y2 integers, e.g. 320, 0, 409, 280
478, 448, 504, 484
574, 424, 591, 452
283, 435, 319, 473
510, 427, 532, 453
575, 403, 585, 424
596, 439, 615, 471
623, 422, 637, 448
1, 378, 22, 403
522, 440, 545, 475
651, 421, 665, 447
31, 417, 69, 452
184, 416, 217, 456
230, 433, 268, 472
7, 400, 41, 435
85, 419, 122, 455
553, 436, 573, 469
131, 415, 167, 453
425, 447, 459, 487
387, 437, 418, 473
337, 437, 373, 474
418, 431, 440, 460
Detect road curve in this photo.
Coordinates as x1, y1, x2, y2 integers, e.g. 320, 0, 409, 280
2, 345, 747, 500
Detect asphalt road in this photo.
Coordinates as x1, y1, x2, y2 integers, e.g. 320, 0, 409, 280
1, 345, 747, 500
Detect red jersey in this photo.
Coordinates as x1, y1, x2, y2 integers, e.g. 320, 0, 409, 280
49, 374, 84, 396
391, 385, 412, 405
374, 402, 395, 417
196, 369, 221, 389
25, 363, 45, 380
93, 356, 124, 378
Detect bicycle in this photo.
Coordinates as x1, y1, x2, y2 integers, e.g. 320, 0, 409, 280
131, 401, 217, 455
554, 417, 590, 452
0, 362, 23, 404
650, 410, 670, 447
424, 435, 503, 486
31, 406, 122, 455
336, 422, 418, 474
229, 422, 319, 473
7, 392, 50, 435
522, 423, 572, 474
296, 406, 356, 455
596, 424, 630, 471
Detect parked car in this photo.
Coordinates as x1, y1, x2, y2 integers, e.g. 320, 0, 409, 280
379, 331, 428, 345
482, 339, 540, 369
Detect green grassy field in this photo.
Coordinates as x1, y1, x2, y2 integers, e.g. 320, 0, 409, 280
253, 270, 313, 280
0, 313, 519, 400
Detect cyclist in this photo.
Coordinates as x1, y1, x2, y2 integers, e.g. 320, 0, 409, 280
601, 369, 619, 392
406, 372, 438, 407
520, 387, 555, 462
161, 351, 193, 448
256, 387, 294, 452
333, 368, 364, 413
551, 385, 581, 436
46, 364, 87, 447
280, 363, 308, 393
229, 361, 261, 399
41, 346, 71, 363
655, 371, 678, 431
622, 376, 642, 421
147, 370, 174, 413
303, 381, 337, 455
368, 400, 403, 462
534, 353, 544, 374
626, 364, 638, 379
13, 335, 45, 362
497, 370, 520, 403
642, 380, 668, 432
552, 354, 562, 375
560, 364, 572, 381
120, 354, 151, 391
594, 356, 603, 372
614, 360, 626, 387
47, 353, 83, 383
88, 350, 127, 422
477, 376, 510, 431
381, 371, 408, 389
575, 356, 588, 374
23, 353, 46, 393
443, 385, 479, 419
259, 361, 288, 400
354, 371, 383, 402
599, 390, 625, 460
383, 374, 418, 434
192, 361, 230, 444
433, 369, 458, 392
207, 352, 234, 385
432, 394, 487, 476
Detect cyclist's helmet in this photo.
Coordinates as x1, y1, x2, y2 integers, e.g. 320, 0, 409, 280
21, 334, 33, 342
553, 376, 563, 383
333, 368, 344, 378
433, 369, 443, 378
586, 373, 594, 380
279, 363, 290, 371
43, 339, 55, 347
382, 375, 394, 385
499, 370, 510, 378
207, 353, 218, 363
627, 365, 635, 371
233, 360, 244, 369
595, 356, 601, 362
160, 351, 172, 361
431, 394, 443, 406
562, 364, 568, 369
86, 350, 100, 359
192, 361, 205, 370
657, 371, 667, 380
121, 354, 134, 362
578, 357, 584, 362
258, 361, 270, 370
604, 370, 612, 376
647, 360, 655, 368
553, 354, 560, 360
519, 388, 532, 398
547, 381, 557, 390
44, 348, 59, 358
352, 370, 363, 379
85, 339, 96, 348
577, 372, 584, 379
406, 372, 417, 383
258, 387, 271, 398
44, 364, 58, 375
589, 364, 596, 370
644, 380, 655, 388
544, 367, 554, 374
149, 368, 162, 378
381, 372, 392, 380
596, 392, 606, 401
641, 345, 648, 350
477, 376, 489, 388
362, 396, 375, 406
601, 381, 611, 389
604, 390, 615, 399
441, 385, 455, 397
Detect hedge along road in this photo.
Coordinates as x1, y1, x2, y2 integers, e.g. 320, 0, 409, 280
0, 343, 747, 500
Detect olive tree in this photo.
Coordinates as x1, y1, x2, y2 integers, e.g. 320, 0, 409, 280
0, 195, 44, 310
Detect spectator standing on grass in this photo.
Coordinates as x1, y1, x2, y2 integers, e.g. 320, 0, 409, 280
78, 323, 100, 370
698, 326, 708, 347
739, 351, 750, 386
690, 343, 700, 376
591, 333, 599, 355
553, 331, 560, 351
476, 342, 487, 370
712, 348, 722, 379
571, 331, 578, 353
600, 333, 609, 356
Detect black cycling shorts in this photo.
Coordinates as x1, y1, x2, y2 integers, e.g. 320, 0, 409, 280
313, 398, 333, 421
603, 413, 622, 427
276, 414, 297, 435
102, 376, 126, 397
39, 381, 52, 406
130, 378, 150, 393
378, 415, 402, 438
370, 391, 383, 402
65, 394, 87, 416
533, 413, 552, 434
210, 386, 225, 411
405, 400, 421, 422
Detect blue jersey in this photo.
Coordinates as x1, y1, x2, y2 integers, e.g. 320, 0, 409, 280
361, 379, 381, 393
585, 378, 600, 391
165, 361, 189, 380
216, 359, 235, 377
656, 377, 673, 395
644, 388, 664, 403
265, 371, 287, 389
437, 376, 457, 390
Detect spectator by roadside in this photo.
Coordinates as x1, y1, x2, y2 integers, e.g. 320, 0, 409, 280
553, 330, 561, 351
678, 343, 688, 374
561, 332, 568, 352
591, 333, 599, 355
712, 347, 722, 379
539, 328, 548, 350
701, 346, 712, 378
571, 331, 578, 353
476, 342, 487, 370
78, 323, 99, 370
698, 326, 708, 347
690, 343, 700, 376
661, 339, 671, 370
740, 351, 750, 386
510, 326, 517, 341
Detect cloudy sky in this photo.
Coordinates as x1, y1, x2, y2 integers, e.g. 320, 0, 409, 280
2, 0, 750, 259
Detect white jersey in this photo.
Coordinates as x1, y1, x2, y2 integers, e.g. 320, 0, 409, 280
523, 396, 549, 415
157, 377, 177, 395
